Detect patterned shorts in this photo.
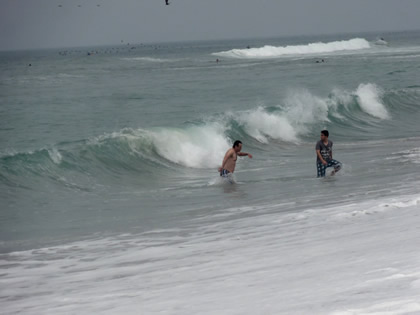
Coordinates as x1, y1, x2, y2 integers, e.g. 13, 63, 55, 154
220, 169, 230, 177
317, 159, 342, 177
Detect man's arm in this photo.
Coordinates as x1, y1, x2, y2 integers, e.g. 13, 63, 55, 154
330, 141, 333, 159
237, 152, 253, 158
330, 150, 333, 160
316, 149, 327, 165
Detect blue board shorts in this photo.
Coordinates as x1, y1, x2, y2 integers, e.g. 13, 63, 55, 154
220, 169, 235, 184
317, 159, 342, 177
220, 169, 230, 177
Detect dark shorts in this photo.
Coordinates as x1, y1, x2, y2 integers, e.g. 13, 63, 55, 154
220, 169, 230, 177
317, 159, 342, 177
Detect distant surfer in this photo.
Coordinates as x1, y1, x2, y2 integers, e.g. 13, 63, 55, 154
316, 130, 341, 177
218, 140, 253, 180
375, 37, 388, 46
165, 0, 170, 5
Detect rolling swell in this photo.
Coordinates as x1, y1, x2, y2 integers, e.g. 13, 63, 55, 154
0, 126, 231, 189
1, 84, 418, 188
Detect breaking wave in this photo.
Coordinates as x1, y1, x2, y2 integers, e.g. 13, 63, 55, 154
1, 82, 416, 190
355, 83, 389, 119
214, 38, 371, 59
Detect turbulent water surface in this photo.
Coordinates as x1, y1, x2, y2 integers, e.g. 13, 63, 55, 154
1, 31, 420, 314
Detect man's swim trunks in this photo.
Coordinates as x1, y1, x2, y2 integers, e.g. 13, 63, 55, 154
317, 159, 342, 177
220, 169, 230, 177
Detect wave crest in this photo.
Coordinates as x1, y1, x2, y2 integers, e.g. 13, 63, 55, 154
233, 83, 389, 143
0, 83, 393, 181
238, 107, 298, 143
148, 124, 230, 168
214, 38, 370, 59
355, 83, 389, 119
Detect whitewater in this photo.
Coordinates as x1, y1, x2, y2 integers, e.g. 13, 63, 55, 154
214, 38, 371, 59
1, 31, 420, 314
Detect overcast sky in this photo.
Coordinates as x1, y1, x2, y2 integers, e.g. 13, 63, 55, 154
1, 0, 420, 51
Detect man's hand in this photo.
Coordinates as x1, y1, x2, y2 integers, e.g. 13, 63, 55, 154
248, 154, 253, 159
218, 167, 222, 172
322, 160, 327, 166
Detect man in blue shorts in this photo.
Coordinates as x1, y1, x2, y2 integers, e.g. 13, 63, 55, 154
218, 140, 253, 180
315, 130, 342, 177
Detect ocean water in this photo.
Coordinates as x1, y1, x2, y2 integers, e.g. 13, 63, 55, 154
1, 30, 420, 314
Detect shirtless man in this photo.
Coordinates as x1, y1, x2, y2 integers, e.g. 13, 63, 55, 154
218, 140, 252, 178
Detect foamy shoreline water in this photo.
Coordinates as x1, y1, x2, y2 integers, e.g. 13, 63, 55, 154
1, 31, 420, 314
2, 194, 420, 314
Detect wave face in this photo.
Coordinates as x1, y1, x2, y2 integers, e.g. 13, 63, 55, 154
1, 82, 412, 188
0, 127, 232, 192
355, 83, 389, 119
214, 38, 371, 58
147, 124, 230, 168
235, 83, 391, 143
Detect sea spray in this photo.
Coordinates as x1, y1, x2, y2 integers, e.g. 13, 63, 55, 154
234, 83, 388, 143
149, 123, 230, 168
355, 83, 389, 119
237, 107, 298, 143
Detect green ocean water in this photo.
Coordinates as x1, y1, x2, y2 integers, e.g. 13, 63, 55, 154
1, 30, 420, 253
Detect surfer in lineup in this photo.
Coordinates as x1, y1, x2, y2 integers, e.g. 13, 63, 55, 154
218, 140, 252, 179
316, 130, 342, 177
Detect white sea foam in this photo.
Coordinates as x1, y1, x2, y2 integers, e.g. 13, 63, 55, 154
284, 89, 332, 125
238, 107, 298, 143
47, 148, 62, 164
88, 126, 230, 169
86, 82, 389, 165
332, 195, 420, 219
234, 83, 389, 143
214, 38, 371, 59
2, 193, 420, 314
149, 123, 230, 168
386, 148, 420, 164
355, 83, 389, 119
236, 89, 335, 143
374, 38, 389, 46
331, 300, 420, 315
86, 82, 390, 163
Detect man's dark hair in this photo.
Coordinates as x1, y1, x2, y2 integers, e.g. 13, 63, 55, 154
233, 140, 242, 148
321, 130, 329, 137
